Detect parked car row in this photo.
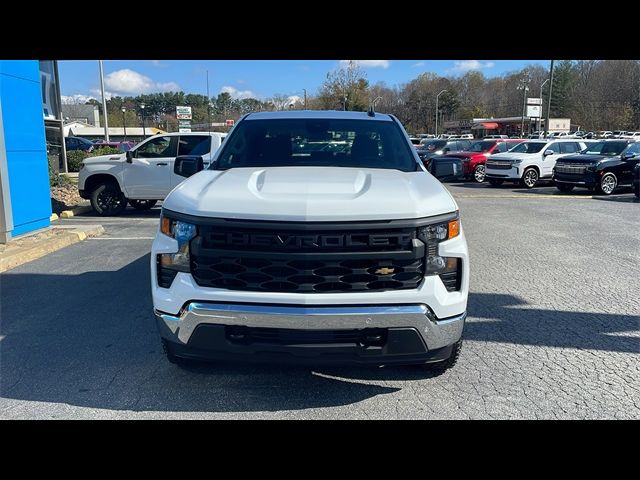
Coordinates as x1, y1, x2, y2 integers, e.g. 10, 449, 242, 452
64, 136, 137, 153
426, 138, 640, 197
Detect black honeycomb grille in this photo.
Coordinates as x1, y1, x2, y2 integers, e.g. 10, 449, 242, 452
191, 255, 424, 293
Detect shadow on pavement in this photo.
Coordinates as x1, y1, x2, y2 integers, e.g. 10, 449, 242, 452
77, 205, 162, 219
1, 254, 637, 413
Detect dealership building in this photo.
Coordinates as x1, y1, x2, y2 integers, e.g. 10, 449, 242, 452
0, 60, 64, 243
444, 117, 571, 138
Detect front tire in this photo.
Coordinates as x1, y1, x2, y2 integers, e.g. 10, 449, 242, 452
90, 181, 127, 216
473, 164, 486, 183
488, 178, 504, 187
556, 183, 574, 193
129, 199, 157, 210
598, 173, 617, 195
421, 339, 462, 373
521, 168, 539, 188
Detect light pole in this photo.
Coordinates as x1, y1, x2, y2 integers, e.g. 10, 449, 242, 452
372, 96, 383, 110
121, 107, 127, 141
140, 103, 146, 139
98, 60, 110, 142
544, 60, 555, 139
343, 94, 347, 111
303, 88, 307, 109
539, 78, 549, 134
435, 89, 447, 137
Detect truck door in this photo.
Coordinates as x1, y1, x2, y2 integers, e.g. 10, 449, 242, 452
124, 135, 177, 198
170, 135, 212, 189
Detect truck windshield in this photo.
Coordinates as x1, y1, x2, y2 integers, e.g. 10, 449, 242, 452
509, 142, 546, 154
214, 119, 418, 172
582, 141, 628, 156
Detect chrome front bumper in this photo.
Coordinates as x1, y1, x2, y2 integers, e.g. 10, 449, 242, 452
155, 302, 466, 351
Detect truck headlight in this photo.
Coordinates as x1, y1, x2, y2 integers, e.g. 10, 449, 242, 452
158, 216, 197, 278
417, 219, 461, 278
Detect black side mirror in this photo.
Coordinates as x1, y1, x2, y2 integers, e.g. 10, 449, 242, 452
125, 150, 133, 163
174, 155, 204, 177
622, 152, 637, 160
429, 157, 464, 181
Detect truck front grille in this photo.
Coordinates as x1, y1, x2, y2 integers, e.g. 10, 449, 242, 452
486, 161, 513, 170
189, 223, 425, 293
191, 255, 424, 293
555, 163, 592, 174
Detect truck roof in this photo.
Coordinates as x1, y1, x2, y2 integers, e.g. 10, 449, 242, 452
245, 110, 394, 122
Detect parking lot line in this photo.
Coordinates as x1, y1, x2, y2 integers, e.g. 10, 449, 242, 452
454, 194, 595, 199
89, 237, 155, 240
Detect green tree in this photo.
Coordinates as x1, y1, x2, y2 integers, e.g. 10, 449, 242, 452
317, 61, 370, 111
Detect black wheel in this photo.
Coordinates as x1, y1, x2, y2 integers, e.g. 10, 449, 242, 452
129, 199, 157, 210
598, 173, 617, 195
521, 168, 539, 188
488, 178, 504, 187
472, 164, 486, 183
421, 339, 463, 373
556, 183, 575, 193
90, 181, 127, 216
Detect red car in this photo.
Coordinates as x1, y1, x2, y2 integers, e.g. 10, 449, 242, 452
444, 139, 524, 182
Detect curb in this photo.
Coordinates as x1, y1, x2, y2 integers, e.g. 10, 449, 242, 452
0, 225, 104, 273
59, 205, 92, 218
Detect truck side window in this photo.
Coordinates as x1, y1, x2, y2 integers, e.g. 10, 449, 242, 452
179, 136, 211, 156
136, 136, 176, 158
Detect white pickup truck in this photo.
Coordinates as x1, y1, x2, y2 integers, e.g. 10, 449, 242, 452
151, 110, 469, 372
78, 132, 226, 215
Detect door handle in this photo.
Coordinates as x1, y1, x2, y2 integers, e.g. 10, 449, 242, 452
157, 163, 168, 166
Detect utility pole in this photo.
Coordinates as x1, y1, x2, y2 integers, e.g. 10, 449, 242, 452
544, 60, 555, 139
303, 88, 307, 109
435, 89, 447, 136
517, 73, 531, 138
539, 78, 549, 134
98, 60, 109, 142
121, 107, 127, 141
206, 70, 211, 135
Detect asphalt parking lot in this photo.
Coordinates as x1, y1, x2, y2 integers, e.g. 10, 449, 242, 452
1, 183, 638, 419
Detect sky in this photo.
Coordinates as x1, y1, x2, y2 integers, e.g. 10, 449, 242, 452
58, 60, 549, 103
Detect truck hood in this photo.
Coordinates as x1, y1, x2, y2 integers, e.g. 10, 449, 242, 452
163, 167, 458, 222
555, 153, 610, 164
82, 153, 125, 165
488, 151, 535, 161
444, 151, 486, 160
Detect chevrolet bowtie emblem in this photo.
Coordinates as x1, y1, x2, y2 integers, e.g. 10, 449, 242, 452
375, 267, 395, 275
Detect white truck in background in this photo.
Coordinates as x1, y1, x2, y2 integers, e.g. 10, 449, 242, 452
78, 132, 226, 215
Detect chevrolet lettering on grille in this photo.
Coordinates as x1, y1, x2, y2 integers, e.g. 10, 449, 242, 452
208, 232, 414, 249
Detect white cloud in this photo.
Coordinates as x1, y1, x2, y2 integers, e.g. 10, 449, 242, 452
221, 86, 257, 99
149, 60, 168, 68
340, 60, 391, 69
61, 94, 96, 104
412, 62, 425, 68
104, 69, 180, 95
89, 88, 114, 100
452, 60, 495, 72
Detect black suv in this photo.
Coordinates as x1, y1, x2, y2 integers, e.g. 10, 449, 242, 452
416, 139, 472, 167
553, 140, 640, 195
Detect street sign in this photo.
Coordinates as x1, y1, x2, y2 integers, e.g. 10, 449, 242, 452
527, 97, 542, 105
178, 120, 191, 127
225, 119, 235, 127
176, 106, 192, 120
179, 128, 192, 133
527, 105, 541, 118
